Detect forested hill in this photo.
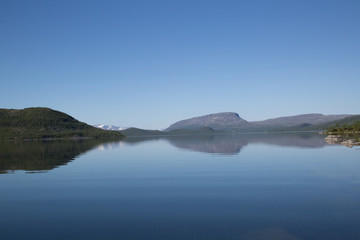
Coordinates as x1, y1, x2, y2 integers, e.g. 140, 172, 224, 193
0, 107, 124, 139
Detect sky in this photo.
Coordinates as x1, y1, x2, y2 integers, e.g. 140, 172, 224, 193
1, 0, 359, 129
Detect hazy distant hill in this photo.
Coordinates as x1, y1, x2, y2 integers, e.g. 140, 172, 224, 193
0, 107, 124, 139
255, 114, 351, 127
270, 115, 360, 132
165, 112, 351, 132
120, 127, 169, 137
324, 115, 360, 126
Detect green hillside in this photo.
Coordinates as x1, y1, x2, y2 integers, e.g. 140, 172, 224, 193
327, 120, 360, 134
0, 107, 124, 139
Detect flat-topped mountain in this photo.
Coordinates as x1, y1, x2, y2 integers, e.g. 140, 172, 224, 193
165, 112, 248, 131
165, 112, 352, 132
0, 107, 124, 139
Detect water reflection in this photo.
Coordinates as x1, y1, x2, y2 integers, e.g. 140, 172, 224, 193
165, 132, 327, 155
1, 133, 359, 239
0, 133, 328, 173
0, 139, 121, 173
167, 135, 248, 155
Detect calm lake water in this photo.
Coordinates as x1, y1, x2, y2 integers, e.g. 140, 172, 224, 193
1, 133, 360, 240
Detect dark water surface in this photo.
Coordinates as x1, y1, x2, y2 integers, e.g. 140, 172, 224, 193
1, 133, 360, 240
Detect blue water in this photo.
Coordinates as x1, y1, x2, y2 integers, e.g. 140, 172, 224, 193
1, 133, 360, 240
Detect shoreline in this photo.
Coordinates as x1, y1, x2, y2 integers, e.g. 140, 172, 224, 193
324, 134, 360, 148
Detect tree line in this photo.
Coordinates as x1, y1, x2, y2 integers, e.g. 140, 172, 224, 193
327, 121, 360, 133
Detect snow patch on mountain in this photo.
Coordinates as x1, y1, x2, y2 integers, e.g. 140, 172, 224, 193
94, 124, 128, 131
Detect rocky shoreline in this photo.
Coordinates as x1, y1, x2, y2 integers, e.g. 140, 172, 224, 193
324, 135, 360, 148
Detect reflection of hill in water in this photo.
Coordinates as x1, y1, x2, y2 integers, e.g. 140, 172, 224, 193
0, 139, 120, 173
0, 133, 327, 173
167, 133, 327, 155
167, 135, 248, 155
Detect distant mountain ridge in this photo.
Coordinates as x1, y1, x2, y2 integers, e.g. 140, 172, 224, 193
1, 108, 355, 139
269, 115, 360, 132
254, 113, 351, 127
165, 112, 352, 132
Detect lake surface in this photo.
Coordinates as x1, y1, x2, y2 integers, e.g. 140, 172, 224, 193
1, 133, 360, 240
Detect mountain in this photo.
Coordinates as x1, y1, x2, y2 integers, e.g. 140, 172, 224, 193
165, 112, 352, 132
94, 124, 128, 131
254, 114, 351, 127
325, 115, 360, 127
0, 107, 124, 139
165, 112, 248, 131
270, 115, 360, 132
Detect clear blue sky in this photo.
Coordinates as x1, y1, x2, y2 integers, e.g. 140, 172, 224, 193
1, 0, 359, 129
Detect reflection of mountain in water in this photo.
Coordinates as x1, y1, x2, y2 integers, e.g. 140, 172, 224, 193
0, 139, 121, 173
167, 135, 248, 155
0, 133, 328, 173
167, 133, 327, 155
248, 132, 327, 148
